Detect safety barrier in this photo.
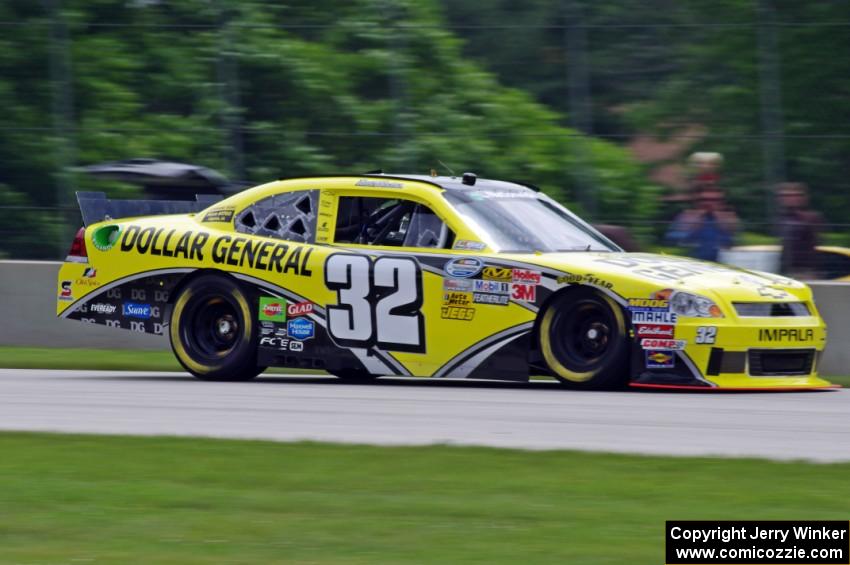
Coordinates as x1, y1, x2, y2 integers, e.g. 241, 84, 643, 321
1, 261, 847, 375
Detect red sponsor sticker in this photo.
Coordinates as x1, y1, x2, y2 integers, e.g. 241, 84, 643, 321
635, 324, 675, 339
263, 302, 284, 317
640, 338, 686, 350
512, 268, 542, 285
511, 283, 536, 302
287, 301, 314, 317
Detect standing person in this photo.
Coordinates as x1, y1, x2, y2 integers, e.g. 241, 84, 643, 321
777, 182, 822, 279
666, 186, 739, 262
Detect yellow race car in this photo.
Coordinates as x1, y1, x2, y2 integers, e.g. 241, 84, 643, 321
57, 173, 833, 390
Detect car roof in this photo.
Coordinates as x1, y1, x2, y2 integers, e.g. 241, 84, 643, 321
370, 173, 538, 194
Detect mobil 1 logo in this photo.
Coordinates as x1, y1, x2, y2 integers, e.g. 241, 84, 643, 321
324, 254, 425, 352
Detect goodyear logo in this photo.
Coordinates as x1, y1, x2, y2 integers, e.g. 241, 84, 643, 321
441, 306, 475, 321
482, 267, 512, 282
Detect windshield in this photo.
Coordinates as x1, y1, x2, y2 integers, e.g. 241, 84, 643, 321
443, 190, 619, 253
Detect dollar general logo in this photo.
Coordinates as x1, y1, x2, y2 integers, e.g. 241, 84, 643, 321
482, 267, 512, 282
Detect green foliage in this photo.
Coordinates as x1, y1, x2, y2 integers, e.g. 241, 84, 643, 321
0, 0, 657, 259
440, 1, 850, 228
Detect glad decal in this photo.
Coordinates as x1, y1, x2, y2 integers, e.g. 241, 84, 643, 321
287, 301, 314, 317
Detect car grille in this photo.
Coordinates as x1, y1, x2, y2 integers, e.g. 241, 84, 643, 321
733, 302, 810, 317
748, 349, 815, 376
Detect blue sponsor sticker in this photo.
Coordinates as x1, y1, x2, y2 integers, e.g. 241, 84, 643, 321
122, 302, 152, 319
444, 257, 483, 278
645, 350, 675, 369
287, 317, 315, 341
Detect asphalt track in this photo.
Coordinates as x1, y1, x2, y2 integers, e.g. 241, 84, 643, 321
1, 368, 848, 462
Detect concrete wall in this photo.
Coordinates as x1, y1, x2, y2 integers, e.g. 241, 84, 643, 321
2, 261, 848, 374
0, 261, 167, 350
811, 283, 850, 376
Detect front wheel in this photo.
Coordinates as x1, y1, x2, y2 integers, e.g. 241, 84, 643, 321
538, 287, 629, 389
169, 273, 264, 381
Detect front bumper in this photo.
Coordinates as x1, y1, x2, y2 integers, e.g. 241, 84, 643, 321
628, 316, 834, 390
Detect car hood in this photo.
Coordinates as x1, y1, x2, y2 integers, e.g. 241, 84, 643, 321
512, 252, 811, 303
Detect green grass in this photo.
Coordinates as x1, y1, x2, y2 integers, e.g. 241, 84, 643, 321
0, 346, 322, 374
1, 433, 849, 564
0, 346, 184, 371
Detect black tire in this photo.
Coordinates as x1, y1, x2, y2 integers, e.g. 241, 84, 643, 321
169, 273, 264, 381
331, 369, 378, 384
538, 287, 629, 389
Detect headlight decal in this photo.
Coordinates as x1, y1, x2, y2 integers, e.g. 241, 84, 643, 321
651, 289, 724, 318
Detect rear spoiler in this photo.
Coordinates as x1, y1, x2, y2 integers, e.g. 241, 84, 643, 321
76, 191, 224, 227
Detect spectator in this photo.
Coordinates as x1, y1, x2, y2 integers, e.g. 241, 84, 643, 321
777, 182, 822, 279
666, 186, 738, 262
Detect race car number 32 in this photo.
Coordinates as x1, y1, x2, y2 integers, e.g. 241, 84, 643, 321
324, 254, 425, 352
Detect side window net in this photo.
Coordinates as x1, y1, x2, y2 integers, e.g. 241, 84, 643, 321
236, 190, 319, 243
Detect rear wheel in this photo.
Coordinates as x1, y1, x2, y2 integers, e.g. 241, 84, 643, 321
538, 287, 629, 389
169, 273, 263, 381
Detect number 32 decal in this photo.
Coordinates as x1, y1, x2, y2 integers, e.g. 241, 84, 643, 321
324, 254, 425, 352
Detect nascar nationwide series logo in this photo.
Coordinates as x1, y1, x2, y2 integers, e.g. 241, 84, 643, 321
444, 257, 483, 278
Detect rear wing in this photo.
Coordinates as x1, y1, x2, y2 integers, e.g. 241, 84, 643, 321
76, 191, 224, 226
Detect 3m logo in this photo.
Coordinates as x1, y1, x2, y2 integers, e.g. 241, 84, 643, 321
482, 267, 512, 282
511, 283, 536, 302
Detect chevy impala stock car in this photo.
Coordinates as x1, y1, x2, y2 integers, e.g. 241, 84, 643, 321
56, 173, 832, 390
